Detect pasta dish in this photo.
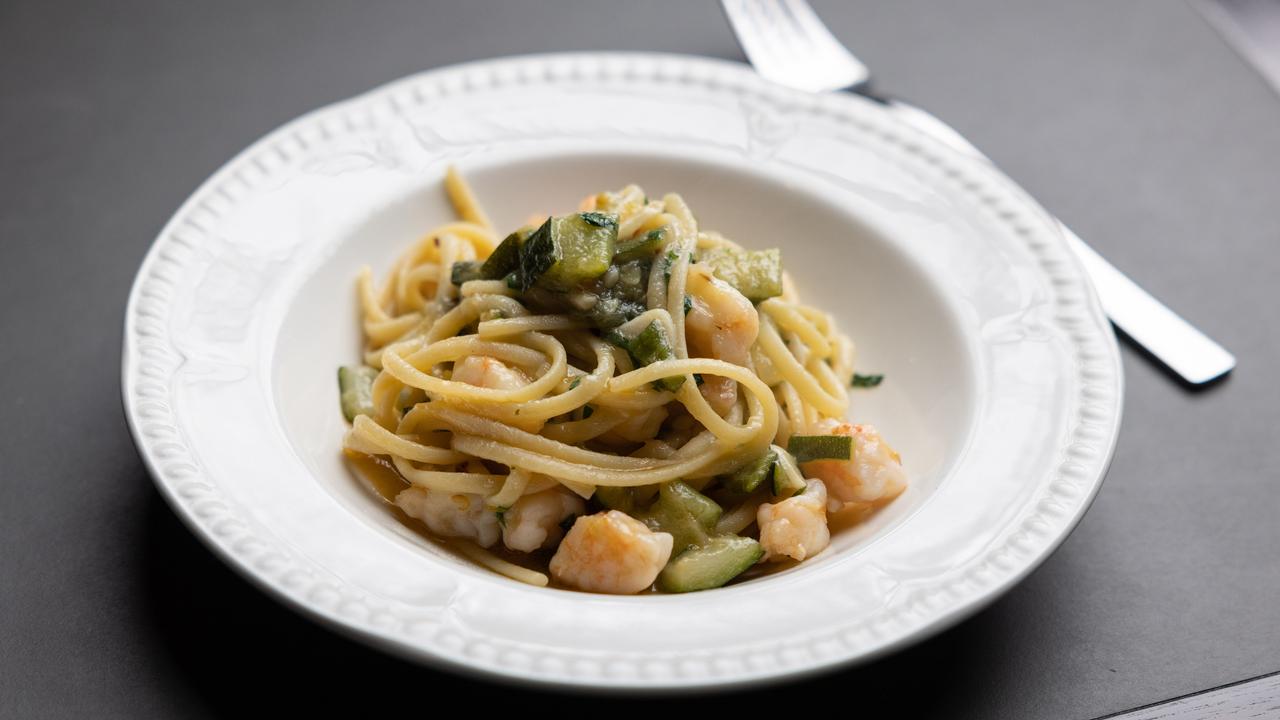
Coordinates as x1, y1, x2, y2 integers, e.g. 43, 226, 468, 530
339, 168, 907, 594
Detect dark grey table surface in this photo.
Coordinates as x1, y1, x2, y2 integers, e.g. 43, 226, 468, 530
3, 1, 1278, 717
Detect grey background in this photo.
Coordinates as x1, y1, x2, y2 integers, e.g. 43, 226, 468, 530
2, 1, 1277, 717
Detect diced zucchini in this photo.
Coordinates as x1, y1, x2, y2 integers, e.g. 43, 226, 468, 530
594, 486, 634, 513
771, 446, 807, 497
585, 259, 650, 328
556, 258, 650, 330
579, 211, 614, 227
604, 320, 685, 391
586, 292, 647, 330
510, 256, 651, 330
627, 323, 681, 389
338, 366, 379, 422
641, 482, 725, 554
545, 212, 617, 286
515, 218, 558, 291
660, 481, 722, 530
450, 260, 485, 286
656, 536, 764, 593
643, 498, 708, 554
697, 246, 783, 302
516, 213, 619, 290
613, 226, 667, 263
787, 434, 854, 463
480, 229, 525, 280
723, 450, 777, 494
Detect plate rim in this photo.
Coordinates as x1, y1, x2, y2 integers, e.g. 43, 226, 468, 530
120, 50, 1124, 691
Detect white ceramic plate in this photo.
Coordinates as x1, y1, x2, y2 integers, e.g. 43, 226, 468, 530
122, 53, 1122, 691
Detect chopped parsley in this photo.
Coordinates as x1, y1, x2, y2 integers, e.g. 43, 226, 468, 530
662, 249, 678, 283
494, 506, 509, 528
568, 377, 581, 391
851, 373, 885, 388
683, 294, 693, 315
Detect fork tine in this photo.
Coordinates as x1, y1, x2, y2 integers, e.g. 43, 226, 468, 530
721, 0, 869, 93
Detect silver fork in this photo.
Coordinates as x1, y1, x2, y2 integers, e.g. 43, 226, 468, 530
722, 0, 1237, 386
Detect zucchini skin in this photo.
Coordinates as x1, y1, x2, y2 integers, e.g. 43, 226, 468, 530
771, 446, 808, 496
338, 366, 379, 422
787, 434, 854, 463
481, 230, 525, 279
514, 218, 558, 291
642, 482, 721, 554
656, 536, 764, 593
635, 483, 765, 592
542, 213, 618, 287
604, 321, 686, 391
594, 486, 635, 513
661, 482, 722, 530
723, 450, 777, 494
514, 213, 619, 291
613, 226, 667, 263
697, 246, 783, 302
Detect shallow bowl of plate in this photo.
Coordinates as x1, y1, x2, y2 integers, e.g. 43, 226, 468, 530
122, 52, 1123, 691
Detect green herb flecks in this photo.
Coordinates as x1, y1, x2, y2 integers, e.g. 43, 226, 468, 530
662, 249, 678, 284
851, 373, 884, 388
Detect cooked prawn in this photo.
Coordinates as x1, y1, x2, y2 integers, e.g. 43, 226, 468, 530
685, 264, 759, 415
757, 479, 830, 562
685, 265, 759, 366
451, 355, 530, 390
802, 419, 907, 511
549, 510, 673, 594
395, 487, 501, 548
501, 488, 585, 553
451, 355, 543, 432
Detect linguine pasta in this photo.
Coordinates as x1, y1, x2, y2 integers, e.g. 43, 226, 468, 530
339, 167, 908, 594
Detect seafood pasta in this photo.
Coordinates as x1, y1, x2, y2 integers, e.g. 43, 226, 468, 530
338, 167, 907, 594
